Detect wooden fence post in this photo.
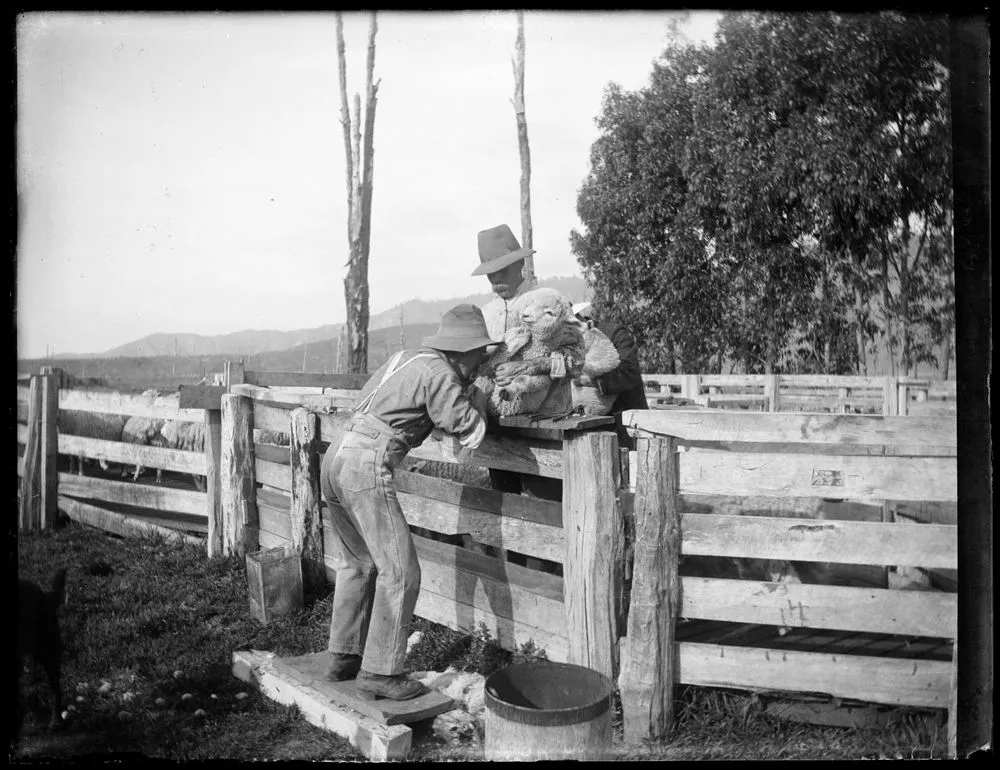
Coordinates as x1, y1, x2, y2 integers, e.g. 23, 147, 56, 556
619, 436, 679, 744
39, 368, 60, 528
764, 375, 780, 412
680, 374, 701, 401
897, 381, 910, 416
290, 407, 325, 596
562, 430, 624, 684
205, 408, 224, 557
221, 393, 258, 557
882, 375, 899, 416
224, 360, 246, 390
19, 376, 42, 531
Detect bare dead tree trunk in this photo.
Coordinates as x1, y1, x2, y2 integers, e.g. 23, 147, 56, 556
512, 11, 536, 288
336, 12, 379, 375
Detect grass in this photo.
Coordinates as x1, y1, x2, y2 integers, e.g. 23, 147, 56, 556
14, 520, 949, 761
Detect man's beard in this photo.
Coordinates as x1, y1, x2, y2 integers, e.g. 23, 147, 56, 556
491, 284, 513, 299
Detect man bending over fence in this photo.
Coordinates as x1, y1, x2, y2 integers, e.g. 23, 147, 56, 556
318, 304, 496, 701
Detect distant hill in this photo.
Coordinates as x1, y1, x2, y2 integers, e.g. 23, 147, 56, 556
96, 276, 589, 359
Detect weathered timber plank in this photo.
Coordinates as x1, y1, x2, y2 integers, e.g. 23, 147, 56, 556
258, 496, 292, 541
417, 546, 568, 638
676, 642, 953, 710
179, 385, 226, 409
243, 371, 369, 390
17, 423, 29, 444
40, 373, 59, 528
317, 411, 352, 449
276, 653, 455, 725
414, 588, 569, 663
623, 411, 956, 454
563, 431, 624, 683
59, 388, 204, 422
254, 442, 291, 465
256, 458, 293, 493
681, 577, 957, 638
231, 383, 354, 410
619, 436, 679, 745
681, 514, 957, 569
408, 433, 563, 479
205, 409, 224, 557
409, 532, 564, 602
231, 650, 410, 761
59, 496, 203, 545
676, 450, 956, 503
394, 470, 562, 527
253, 402, 293, 435
679, 494, 883, 521
397, 489, 563, 563
258, 487, 292, 513
258, 529, 290, 552
17, 384, 31, 406
58, 473, 208, 517
57, 434, 207, 475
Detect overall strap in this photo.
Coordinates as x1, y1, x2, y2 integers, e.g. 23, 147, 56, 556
354, 351, 437, 415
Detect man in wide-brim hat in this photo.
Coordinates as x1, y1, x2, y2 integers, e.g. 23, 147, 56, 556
319, 304, 496, 700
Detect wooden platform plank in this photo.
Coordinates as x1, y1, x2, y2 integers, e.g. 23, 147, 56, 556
231, 649, 411, 761
275, 652, 455, 726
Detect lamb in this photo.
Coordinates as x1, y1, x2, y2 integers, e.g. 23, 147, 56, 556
121, 415, 168, 482
473, 287, 585, 417
158, 420, 208, 491
55, 410, 128, 475
571, 321, 623, 416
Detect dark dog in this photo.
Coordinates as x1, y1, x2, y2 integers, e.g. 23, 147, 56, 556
17, 569, 68, 730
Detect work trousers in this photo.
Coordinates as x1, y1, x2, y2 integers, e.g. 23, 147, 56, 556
319, 412, 419, 676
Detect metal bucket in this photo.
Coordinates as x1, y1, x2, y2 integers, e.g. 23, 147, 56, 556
484, 661, 614, 761
246, 547, 303, 624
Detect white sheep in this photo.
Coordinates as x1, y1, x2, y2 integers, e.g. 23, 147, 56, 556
56, 410, 128, 475
158, 420, 207, 491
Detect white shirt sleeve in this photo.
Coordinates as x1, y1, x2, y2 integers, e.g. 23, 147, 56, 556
457, 412, 487, 449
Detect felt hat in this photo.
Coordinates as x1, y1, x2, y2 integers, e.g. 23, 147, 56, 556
573, 301, 595, 320
471, 224, 536, 276
422, 304, 500, 352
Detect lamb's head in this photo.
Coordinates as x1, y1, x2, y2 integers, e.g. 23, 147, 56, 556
510, 288, 575, 345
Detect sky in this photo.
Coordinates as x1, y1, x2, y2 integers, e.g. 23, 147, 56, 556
16, 10, 721, 358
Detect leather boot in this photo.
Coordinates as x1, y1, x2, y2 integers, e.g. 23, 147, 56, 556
324, 652, 362, 682
355, 670, 428, 701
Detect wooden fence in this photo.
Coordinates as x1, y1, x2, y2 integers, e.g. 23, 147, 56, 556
16, 363, 958, 755
642, 373, 956, 416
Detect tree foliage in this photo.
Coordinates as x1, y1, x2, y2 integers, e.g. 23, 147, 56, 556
572, 11, 952, 376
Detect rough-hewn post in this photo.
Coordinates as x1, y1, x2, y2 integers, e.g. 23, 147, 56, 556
205, 408, 224, 557
764, 374, 781, 412
224, 360, 246, 390
19, 375, 42, 531
680, 374, 700, 401
619, 435, 679, 744
221, 393, 258, 556
562, 430, 624, 683
882, 375, 899, 416
896, 381, 910, 416
290, 408, 325, 596
39, 369, 60, 528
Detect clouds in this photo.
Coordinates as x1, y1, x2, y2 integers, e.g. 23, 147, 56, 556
16, 10, 719, 357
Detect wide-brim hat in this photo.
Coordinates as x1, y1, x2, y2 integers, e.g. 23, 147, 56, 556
422, 304, 500, 352
471, 224, 536, 276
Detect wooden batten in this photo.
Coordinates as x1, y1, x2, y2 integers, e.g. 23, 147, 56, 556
622, 411, 957, 455
677, 642, 953, 710
290, 408, 325, 595
619, 436, 679, 745
680, 577, 957, 638
230, 383, 355, 411
253, 402, 294, 435
244, 370, 369, 390
255, 442, 291, 465
59, 388, 204, 422
58, 473, 207, 517
408, 433, 563, 479
220, 393, 258, 556
562, 431, 624, 684
681, 514, 957, 569
57, 434, 207, 476
673, 450, 956, 503
59, 496, 203, 546
256, 458, 293, 493
317, 411, 352, 449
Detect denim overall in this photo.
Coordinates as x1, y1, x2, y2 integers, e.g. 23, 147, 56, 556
320, 353, 435, 676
